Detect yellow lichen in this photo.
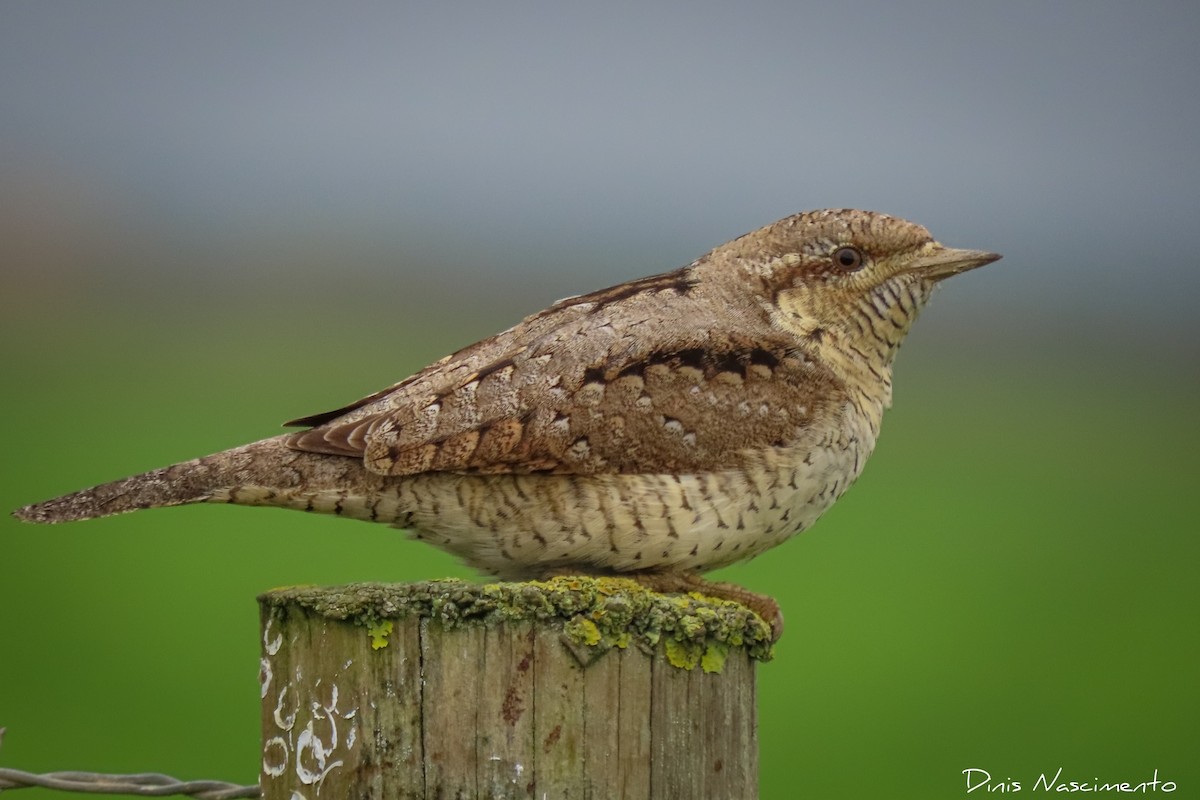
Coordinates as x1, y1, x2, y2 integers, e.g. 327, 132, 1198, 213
665, 638, 703, 670
565, 615, 602, 646
263, 576, 774, 669
367, 619, 393, 650
701, 641, 729, 674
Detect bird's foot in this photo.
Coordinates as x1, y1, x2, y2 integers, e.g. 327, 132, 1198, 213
629, 572, 784, 642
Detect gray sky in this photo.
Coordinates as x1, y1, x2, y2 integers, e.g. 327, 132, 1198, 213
2, 1, 1198, 350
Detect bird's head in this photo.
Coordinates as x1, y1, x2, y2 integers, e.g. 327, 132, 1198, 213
710, 208, 1000, 368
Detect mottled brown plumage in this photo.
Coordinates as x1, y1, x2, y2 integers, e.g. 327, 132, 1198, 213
12, 209, 1000, 637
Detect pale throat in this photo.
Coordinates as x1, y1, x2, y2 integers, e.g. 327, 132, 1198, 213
773, 276, 934, 424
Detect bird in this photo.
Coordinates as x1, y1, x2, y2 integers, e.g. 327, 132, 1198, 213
13, 209, 999, 638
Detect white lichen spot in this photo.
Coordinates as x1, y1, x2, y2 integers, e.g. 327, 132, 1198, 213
327, 684, 339, 712
263, 617, 282, 656
274, 684, 298, 731
682, 432, 697, 447
263, 736, 289, 777
260, 657, 274, 699
267, 672, 364, 793
296, 721, 344, 791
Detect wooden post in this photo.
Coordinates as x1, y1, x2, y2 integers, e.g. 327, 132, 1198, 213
258, 577, 772, 800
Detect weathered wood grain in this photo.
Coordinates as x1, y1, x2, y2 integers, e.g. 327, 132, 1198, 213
259, 578, 770, 799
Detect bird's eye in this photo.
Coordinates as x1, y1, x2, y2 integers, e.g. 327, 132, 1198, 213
833, 246, 864, 270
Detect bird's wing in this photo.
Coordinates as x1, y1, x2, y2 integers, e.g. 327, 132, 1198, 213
285, 269, 837, 476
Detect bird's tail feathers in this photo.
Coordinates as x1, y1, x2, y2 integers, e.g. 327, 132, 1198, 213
11, 436, 292, 524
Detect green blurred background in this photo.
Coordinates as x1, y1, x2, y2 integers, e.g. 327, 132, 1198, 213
2, 2, 1197, 798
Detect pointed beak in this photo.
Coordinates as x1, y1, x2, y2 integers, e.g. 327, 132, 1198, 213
907, 245, 1002, 281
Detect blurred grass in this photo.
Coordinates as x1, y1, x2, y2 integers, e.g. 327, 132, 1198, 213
1, 304, 1196, 799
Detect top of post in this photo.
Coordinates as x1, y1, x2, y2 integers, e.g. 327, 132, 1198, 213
260, 576, 774, 670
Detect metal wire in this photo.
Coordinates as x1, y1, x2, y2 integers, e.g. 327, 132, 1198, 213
0, 725, 261, 798
0, 767, 260, 798
0, 726, 259, 797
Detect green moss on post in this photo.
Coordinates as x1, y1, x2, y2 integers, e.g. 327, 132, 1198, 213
258, 577, 769, 799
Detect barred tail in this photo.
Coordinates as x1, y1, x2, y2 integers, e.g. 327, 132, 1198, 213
11, 435, 301, 524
